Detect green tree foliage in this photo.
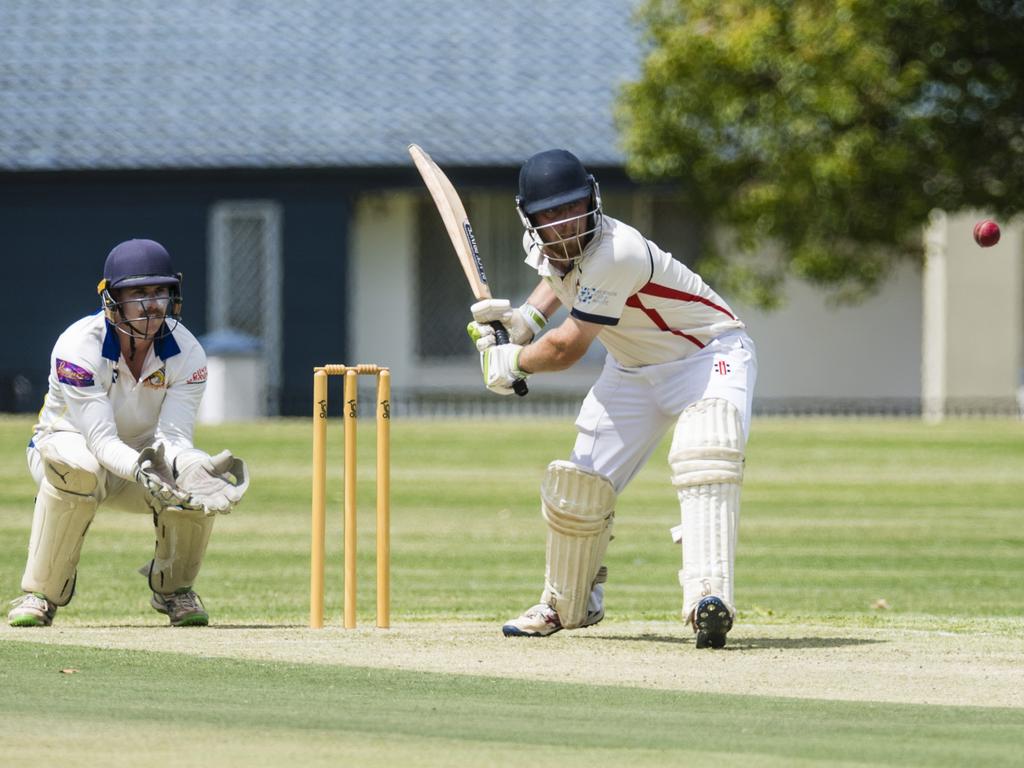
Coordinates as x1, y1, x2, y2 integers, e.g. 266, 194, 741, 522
618, 0, 1024, 306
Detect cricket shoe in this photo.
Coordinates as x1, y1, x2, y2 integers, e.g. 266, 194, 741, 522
692, 595, 733, 649
8, 593, 58, 627
502, 567, 607, 637
151, 588, 209, 627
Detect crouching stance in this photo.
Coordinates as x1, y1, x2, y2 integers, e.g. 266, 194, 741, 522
470, 149, 756, 647
8, 239, 248, 628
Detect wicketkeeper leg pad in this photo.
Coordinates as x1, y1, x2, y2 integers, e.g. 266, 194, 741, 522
142, 508, 215, 593
669, 398, 744, 621
21, 479, 99, 606
37, 436, 103, 496
539, 460, 616, 629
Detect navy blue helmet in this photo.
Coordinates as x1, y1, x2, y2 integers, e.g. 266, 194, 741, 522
100, 239, 181, 291
97, 239, 183, 338
517, 149, 596, 215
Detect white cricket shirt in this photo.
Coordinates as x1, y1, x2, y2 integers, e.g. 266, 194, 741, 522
32, 312, 208, 480
524, 216, 745, 367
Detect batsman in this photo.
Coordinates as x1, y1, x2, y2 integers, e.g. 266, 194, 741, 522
469, 150, 757, 648
7, 238, 249, 628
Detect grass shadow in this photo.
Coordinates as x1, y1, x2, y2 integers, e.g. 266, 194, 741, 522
598, 633, 885, 650
206, 624, 309, 630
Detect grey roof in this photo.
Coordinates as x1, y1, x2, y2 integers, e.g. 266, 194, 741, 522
1, 2, 645, 171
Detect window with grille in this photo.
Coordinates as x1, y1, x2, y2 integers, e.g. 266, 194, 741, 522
414, 189, 630, 362
208, 201, 283, 414
414, 192, 526, 359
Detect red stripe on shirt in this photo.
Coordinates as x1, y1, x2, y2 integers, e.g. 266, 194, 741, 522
624, 295, 705, 349
636, 282, 737, 320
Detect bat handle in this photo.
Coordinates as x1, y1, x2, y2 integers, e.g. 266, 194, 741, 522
490, 322, 529, 397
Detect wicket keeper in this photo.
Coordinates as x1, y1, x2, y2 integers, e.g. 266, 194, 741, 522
7, 238, 249, 628
469, 150, 757, 648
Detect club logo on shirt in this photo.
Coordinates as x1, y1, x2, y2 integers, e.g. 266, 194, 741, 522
55, 359, 95, 387
577, 286, 614, 306
144, 368, 167, 389
186, 366, 208, 384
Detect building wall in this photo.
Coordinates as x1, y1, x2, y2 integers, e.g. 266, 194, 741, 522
350, 193, 929, 408
0, 173, 353, 415
350, 192, 417, 379
5, 176, 1016, 417
922, 211, 1023, 417
735, 262, 923, 403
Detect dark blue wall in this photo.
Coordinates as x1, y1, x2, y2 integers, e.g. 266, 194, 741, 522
0, 171, 356, 415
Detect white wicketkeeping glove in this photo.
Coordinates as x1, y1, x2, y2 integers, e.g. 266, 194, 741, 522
133, 444, 192, 509
480, 343, 528, 396
173, 449, 250, 516
467, 299, 547, 351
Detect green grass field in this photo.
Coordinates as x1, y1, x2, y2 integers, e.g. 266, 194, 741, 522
1, 414, 1023, 766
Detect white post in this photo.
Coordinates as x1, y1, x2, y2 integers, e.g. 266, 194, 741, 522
921, 209, 948, 422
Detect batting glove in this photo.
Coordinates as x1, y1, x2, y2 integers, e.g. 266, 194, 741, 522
481, 343, 528, 395
468, 299, 547, 351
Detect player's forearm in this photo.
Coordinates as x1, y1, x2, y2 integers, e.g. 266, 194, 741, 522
518, 326, 588, 373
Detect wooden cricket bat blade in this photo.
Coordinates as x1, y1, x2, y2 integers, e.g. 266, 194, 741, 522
408, 143, 528, 397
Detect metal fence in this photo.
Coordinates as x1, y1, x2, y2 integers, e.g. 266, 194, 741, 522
4, 372, 1021, 421
285, 387, 1024, 420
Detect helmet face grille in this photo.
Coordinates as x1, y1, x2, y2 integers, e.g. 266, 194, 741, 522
517, 181, 603, 266
100, 286, 183, 341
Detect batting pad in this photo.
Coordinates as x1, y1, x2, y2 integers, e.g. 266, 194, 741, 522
141, 508, 215, 594
540, 460, 616, 628
669, 398, 744, 619
21, 479, 98, 606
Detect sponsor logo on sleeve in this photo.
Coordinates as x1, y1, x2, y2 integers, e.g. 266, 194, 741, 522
55, 359, 95, 387
577, 285, 615, 306
186, 366, 208, 384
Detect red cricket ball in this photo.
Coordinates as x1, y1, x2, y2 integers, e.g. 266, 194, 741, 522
973, 219, 1001, 247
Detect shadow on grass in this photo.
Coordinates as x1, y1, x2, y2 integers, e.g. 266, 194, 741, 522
205, 624, 310, 630
63, 623, 310, 630
598, 633, 884, 650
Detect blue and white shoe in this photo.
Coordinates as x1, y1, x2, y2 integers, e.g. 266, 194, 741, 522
693, 595, 733, 649
502, 603, 563, 637
503, 567, 607, 637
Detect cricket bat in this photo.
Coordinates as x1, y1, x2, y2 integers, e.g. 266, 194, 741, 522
408, 143, 528, 396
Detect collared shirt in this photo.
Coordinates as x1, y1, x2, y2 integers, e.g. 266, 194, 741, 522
33, 312, 208, 479
524, 216, 745, 367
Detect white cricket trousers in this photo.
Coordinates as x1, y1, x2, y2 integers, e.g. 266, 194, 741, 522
27, 431, 151, 511
570, 331, 757, 493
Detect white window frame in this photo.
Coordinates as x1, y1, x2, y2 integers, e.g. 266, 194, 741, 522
208, 200, 284, 415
